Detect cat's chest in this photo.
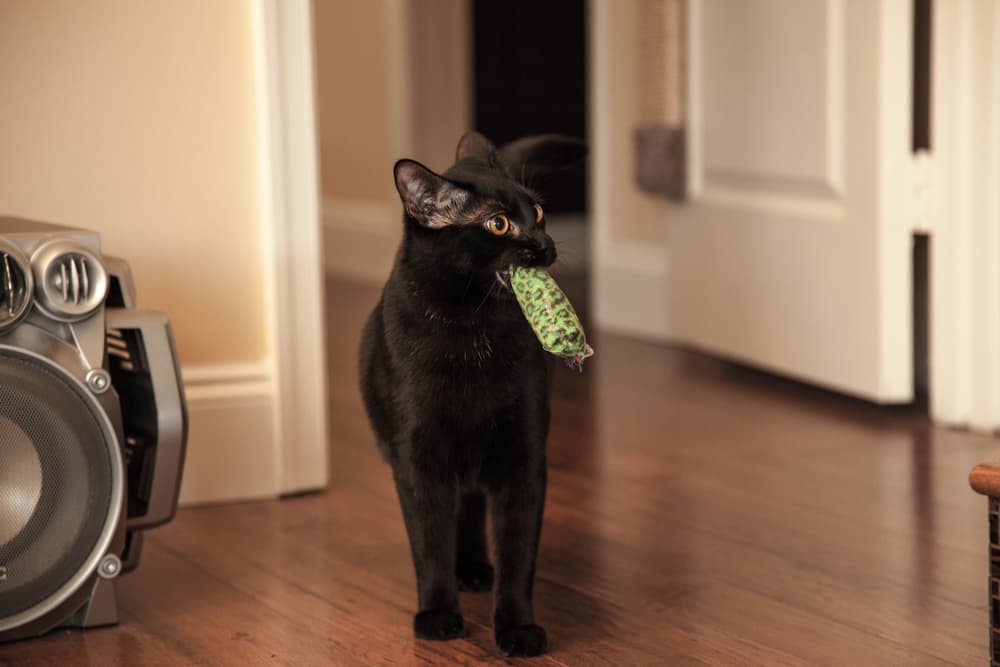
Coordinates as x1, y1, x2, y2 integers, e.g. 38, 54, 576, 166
392, 301, 530, 363
400, 313, 541, 405
435, 326, 515, 369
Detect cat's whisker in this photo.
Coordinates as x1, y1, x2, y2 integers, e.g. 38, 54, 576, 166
473, 280, 499, 315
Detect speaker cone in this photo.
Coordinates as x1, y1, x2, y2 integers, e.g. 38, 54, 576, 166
0, 418, 43, 545
0, 351, 122, 629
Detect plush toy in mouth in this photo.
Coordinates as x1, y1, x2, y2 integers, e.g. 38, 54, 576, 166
509, 265, 594, 371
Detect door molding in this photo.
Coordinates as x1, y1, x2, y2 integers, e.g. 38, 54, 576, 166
590, 0, 673, 341
252, 0, 329, 492
929, 0, 1000, 431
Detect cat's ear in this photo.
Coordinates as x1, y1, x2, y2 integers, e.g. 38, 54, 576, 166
455, 131, 497, 162
498, 134, 588, 178
393, 159, 469, 229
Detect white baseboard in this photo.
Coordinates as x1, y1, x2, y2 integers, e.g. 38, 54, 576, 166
323, 198, 399, 283
178, 363, 280, 505
593, 242, 671, 341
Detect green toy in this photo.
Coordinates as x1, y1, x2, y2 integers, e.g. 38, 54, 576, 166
509, 265, 594, 371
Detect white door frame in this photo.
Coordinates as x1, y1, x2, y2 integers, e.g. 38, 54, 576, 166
253, 0, 329, 492
589, 0, 673, 342
929, 0, 1000, 432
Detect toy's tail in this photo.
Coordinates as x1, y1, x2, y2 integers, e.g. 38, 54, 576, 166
564, 343, 595, 372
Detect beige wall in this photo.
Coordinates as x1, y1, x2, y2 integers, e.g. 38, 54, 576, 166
315, 0, 471, 282
406, 0, 472, 172
0, 0, 267, 366
314, 0, 396, 206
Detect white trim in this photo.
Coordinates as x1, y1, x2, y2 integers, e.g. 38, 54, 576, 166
182, 362, 273, 400
252, 0, 329, 492
179, 363, 279, 504
589, 0, 673, 341
929, 0, 1000, 432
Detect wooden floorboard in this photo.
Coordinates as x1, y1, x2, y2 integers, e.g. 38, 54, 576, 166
2, 274, 998, 666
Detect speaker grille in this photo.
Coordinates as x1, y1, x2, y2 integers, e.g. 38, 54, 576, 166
0, 244, 33, 332
0, 354, 115, 621
31, 241, 108, 322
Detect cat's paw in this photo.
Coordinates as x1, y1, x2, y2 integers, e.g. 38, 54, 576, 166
495, 624, 547, 657
457, 562, 494, 592
413, 609, 465, 641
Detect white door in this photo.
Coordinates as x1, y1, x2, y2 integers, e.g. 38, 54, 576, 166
665, 0, 915, 403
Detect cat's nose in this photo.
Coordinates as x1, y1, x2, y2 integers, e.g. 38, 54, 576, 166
537, 238, 557, 267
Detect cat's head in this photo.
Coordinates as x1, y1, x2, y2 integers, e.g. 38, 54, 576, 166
393, 132, 586, 292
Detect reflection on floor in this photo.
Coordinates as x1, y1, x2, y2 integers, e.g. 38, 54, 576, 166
5, 274, 997, 666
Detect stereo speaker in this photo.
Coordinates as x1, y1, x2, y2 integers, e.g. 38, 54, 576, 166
0, 217, 187, 641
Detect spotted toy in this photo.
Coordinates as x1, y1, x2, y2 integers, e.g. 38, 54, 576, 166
509, 265, 594, 371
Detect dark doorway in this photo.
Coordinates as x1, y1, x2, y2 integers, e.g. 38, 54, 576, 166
472, 0, 587, 215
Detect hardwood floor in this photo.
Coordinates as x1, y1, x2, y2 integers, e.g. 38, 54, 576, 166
3, 274, 999, 666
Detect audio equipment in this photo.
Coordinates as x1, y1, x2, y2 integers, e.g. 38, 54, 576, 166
0, 217, 187, 641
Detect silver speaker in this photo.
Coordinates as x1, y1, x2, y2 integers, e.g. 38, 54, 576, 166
0, 217, 187, 642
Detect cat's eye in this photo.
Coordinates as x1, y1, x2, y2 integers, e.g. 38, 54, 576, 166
486, 214, 510, 236
534, 204, 544, 223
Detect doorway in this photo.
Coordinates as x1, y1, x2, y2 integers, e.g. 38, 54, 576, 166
472, 0, 587, 216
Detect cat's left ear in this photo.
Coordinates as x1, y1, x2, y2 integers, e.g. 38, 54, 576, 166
498, 134, 588, 178
393, 159, 469, 229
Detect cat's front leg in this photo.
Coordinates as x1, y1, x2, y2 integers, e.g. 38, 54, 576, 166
488, 461, 548, 657
456, 491, 494, 591
392, 465, 463, 640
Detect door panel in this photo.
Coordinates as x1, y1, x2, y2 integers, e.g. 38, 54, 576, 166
703, 0, 837, 194
668, 0, 913, 402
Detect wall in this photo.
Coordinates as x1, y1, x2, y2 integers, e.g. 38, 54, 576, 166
0, 0, 289, 504
315, 0, 471, 283
0, 0, 267, 367
313, 0, 396, 206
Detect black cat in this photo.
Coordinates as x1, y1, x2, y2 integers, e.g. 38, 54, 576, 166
358, 131, 585, 657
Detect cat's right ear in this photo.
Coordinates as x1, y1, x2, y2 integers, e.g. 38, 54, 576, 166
393, 159, 468, 229
455, 131, 496, 162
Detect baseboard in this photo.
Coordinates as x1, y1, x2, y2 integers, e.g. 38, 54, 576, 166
593, 242, 671, 341
177, 363, 280, 505
323, 198, 399, 284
